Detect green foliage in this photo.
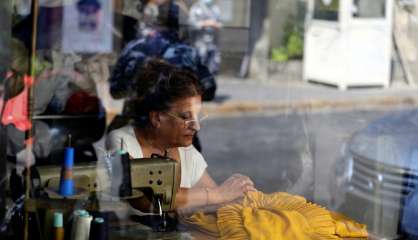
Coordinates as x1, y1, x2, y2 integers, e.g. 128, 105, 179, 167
286, 30, 303, 58
271, 24, 304, 62
271, 47, 288, 62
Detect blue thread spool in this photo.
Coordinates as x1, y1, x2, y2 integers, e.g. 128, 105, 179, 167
63, 147, 74, 168
59, 147, 74, 196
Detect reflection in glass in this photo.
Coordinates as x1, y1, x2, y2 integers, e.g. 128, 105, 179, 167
352, 0, 386, 18
313, 0, 339, 21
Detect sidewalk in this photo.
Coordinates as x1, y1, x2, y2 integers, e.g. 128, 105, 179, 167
204, 75, 418, 116
103, 75, 418, 121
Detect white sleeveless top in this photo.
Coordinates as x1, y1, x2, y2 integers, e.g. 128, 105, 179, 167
106, 125, 207, 188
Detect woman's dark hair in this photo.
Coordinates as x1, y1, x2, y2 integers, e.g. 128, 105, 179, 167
132, 58, 203, 127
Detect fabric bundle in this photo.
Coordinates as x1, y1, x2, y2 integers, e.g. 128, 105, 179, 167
182, 191, 368, 240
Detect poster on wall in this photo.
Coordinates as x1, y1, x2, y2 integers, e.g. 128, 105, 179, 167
62, 0, 113, 53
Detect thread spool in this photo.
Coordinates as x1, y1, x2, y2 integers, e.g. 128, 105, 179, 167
111, 138, 132, 198
89, 217, 108, 240
71, 210, 90, 240
53, 212, 64, 240
71, 212, 92, 240
70, 210, 85, 239
59, 147, 75, 196
73, 209, 88, 218
119, 150, 132, 197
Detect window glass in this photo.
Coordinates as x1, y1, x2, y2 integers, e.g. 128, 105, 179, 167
352, 0, 386, 18
313, 0, 339, 21
0, 0, 417, 239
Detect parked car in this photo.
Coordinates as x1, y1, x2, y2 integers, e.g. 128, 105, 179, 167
336, 109, 418, 239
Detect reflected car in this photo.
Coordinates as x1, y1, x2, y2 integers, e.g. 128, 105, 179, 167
337, 109, 418, 239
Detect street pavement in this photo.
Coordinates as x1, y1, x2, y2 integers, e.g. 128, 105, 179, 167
104, 74, 418, 119
205, 76, 418, 116
199, 75, 418, 208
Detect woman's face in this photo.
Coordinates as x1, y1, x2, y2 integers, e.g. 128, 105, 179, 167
158, 95, 203, 148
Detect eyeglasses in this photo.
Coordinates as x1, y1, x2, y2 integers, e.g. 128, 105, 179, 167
165, 111, 208, 128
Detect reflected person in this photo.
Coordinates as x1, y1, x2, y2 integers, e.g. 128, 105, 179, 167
188, 0, 222, 75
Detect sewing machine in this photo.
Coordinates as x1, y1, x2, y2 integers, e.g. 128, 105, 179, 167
34, 156, 180, 211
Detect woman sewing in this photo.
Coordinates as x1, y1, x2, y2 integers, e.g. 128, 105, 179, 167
106, 59, 256, 209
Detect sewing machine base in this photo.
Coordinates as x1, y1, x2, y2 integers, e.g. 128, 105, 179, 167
130, 213, 178, 232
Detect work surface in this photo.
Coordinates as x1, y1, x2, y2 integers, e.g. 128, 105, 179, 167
24, 198, 375, 240
110, 224, 375, 240
110, 225, 215, 240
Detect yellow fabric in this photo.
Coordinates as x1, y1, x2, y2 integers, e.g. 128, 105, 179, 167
240, 206, 313, 239
330, 212, 369, 238
185, 211, 220, 237
182, 191, 368, 240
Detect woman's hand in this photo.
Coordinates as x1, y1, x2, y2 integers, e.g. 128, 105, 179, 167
212, 174, 256, 204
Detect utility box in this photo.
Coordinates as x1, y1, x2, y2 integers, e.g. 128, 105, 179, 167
303, 0, 393, 90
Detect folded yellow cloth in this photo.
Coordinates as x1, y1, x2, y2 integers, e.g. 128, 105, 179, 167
182, 191, 368, 240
